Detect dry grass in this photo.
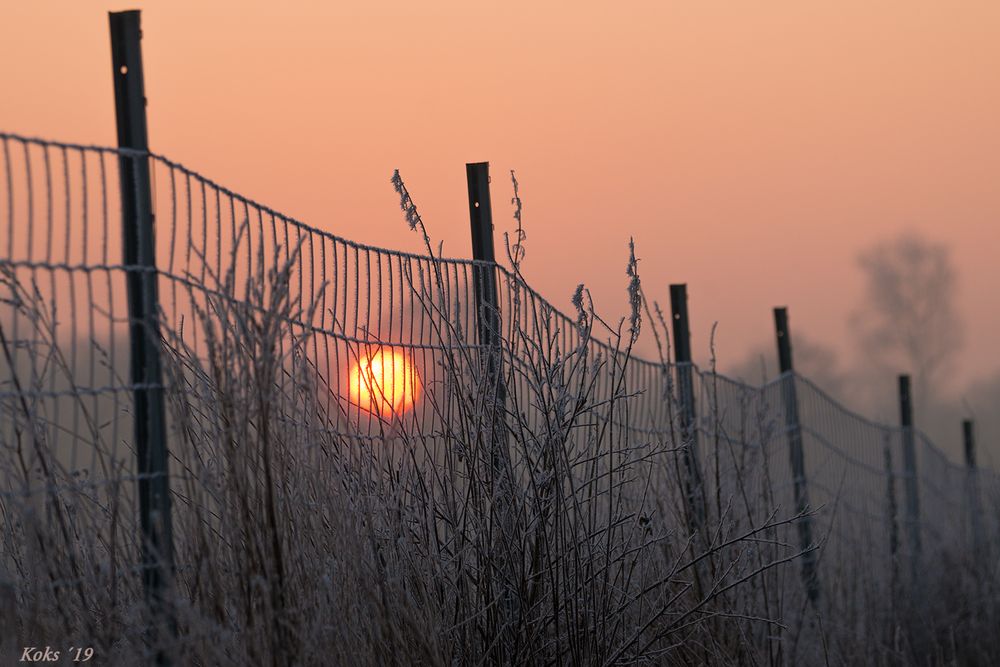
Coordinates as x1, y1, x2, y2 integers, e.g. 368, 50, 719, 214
1, 230, 999, 666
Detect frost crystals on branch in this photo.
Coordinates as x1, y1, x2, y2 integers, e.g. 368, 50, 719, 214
509, 169, 526, 269
391, 169, 433, 253
627, 238, 641, 343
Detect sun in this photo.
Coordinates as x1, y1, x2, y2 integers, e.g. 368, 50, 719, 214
348, 347, 421, 416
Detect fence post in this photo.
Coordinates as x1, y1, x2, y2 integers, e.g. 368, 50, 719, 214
466, 162, 516, 650
109, 9, 174, 658
884, 441, 899, 593
963, 419, 983, 555
466, 163, 504, 402
898, 375, 922, 576
466, 161, 510, 475
669, 284, 705, 531
773, 307, 820, 603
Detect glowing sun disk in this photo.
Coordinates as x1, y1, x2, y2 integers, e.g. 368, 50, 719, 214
348, 347, 420, 415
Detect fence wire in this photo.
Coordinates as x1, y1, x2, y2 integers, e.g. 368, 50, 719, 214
1, 130, 997, 613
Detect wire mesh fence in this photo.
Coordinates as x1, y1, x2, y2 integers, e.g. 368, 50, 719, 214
2, 131, 998, 656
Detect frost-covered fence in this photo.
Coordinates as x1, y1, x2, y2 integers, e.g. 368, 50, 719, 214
2, 129, 997, 615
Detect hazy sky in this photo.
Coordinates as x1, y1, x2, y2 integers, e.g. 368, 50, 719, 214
3, 1, 998, 393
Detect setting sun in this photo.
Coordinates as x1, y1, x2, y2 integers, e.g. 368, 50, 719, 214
348, 347, 421, 416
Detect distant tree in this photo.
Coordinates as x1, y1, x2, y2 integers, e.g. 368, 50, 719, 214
852, 230, 962, 407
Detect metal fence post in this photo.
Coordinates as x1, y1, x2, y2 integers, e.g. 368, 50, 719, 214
466, 162, 516, 650
884, 443, 899, 579
466, 162, 506, 412
898, 375, 921, 576
669, 284, 705, 531
773, 307, 820, 603
963, 419, 983, 555
465, 162, 505, 386
109, 9, 174, 657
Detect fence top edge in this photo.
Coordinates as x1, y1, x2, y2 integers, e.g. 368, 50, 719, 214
1, 130, 981, 475
1, 130, 665, 365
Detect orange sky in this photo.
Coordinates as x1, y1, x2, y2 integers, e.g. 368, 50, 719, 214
3, 1, 999, 393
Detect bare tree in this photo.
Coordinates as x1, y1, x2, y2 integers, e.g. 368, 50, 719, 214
852, 230, 962, 408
